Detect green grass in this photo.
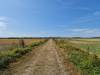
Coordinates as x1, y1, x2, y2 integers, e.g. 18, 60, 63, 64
68, 49, 100, 75
0, 40, 47, 70
69, 39, 100, 57
56, 39, 100, 75
0, 47, 31, 69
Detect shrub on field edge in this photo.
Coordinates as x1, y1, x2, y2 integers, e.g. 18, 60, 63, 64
0, 40, 47, 70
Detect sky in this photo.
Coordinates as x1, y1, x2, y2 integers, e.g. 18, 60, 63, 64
0, 0, 100, 37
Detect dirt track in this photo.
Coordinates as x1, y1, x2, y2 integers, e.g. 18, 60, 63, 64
1, 39, 69, 75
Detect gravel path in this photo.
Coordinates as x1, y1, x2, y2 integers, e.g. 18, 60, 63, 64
1, 39, 69, 75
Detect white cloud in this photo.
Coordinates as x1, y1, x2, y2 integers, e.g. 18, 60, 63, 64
70, 28, 99, 34
66, 28, 100, 37
71, 28, 88, 32
0, 21, 7, 28
83, 29, 98, 34
5, 32, 32, 37
0, 16, 8, 33
0, 16, 8, 21
94, 11, 100, 16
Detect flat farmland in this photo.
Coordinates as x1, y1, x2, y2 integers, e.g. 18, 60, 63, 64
0, 38, 47, 73
0, 39, 71, 75
0, 38, 45, 45
69, 39, 100, 57
0, 38, 45, 52
0, 38, 100, 75
55, 38, 100, 75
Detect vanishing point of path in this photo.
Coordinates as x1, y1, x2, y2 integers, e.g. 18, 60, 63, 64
2, 39, 69, 75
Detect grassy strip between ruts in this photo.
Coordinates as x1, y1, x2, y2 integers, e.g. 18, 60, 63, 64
0, 40, 47, 70
55, 40, 100, 75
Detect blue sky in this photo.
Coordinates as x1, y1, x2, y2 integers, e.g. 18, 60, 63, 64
0, 0, 100, 37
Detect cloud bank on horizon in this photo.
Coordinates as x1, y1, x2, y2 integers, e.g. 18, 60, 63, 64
0, 0, 100, 37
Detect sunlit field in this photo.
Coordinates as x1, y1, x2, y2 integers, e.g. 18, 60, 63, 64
0, 38, 47, 70
69, 39, 100, 57
55, 38, 100, 75
0, 38, 45, 52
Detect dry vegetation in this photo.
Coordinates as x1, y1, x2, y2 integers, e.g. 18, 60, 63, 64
0, 38, 45, 52
55, 39, 100, 75
1, 38, 100, 75
0, 38, 45, 46
69, 39, 100, 57
0, 38, 47, 70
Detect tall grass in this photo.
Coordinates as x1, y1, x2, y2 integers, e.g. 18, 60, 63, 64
0, 39, 47, 70
56, 39, 100, 75
70, 39, 100, 56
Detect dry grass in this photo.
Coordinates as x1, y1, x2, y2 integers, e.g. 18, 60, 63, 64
0, 38, 45, 46
0, 38, 47, 70
0, 38, 45, 53
55, 39, 100, 75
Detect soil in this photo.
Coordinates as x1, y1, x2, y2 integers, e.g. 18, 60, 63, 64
1, 39, 70, 75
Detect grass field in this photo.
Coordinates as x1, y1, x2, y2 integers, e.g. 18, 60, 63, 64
0, 38, 100, 75
0, 38, 45, 52
69, 39, 100, 57
0, 38, 47, 70
55, 39, 100, 75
